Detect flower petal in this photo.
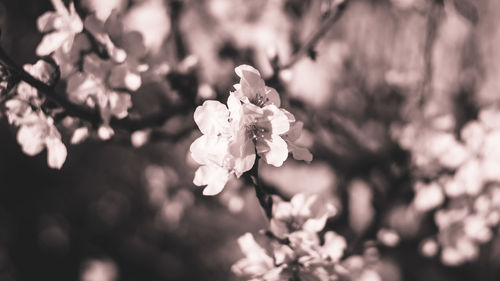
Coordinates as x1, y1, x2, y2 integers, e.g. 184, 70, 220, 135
36, 31, 70, 56
321, 231, 347, 262
231, 232, 274, 277
194, 100, 230, 136
193, 165, 229, 196
261, 135, 288, 167
190, 135, 229, 166
37, 12, 60, 32
263, 105, 290, 135
17, 125, 45, 156
289, 142, 313, 162
264, 86, 281, 107
107, 91, 131, 119
46, 136, 67, 169
228, 130, 256, 177
235, 65, 266, 102
235, 64, 261, 79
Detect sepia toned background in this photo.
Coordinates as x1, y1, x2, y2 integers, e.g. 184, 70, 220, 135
0, 0, 499, 280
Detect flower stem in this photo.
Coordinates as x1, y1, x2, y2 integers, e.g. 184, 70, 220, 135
246, 158, 273, 219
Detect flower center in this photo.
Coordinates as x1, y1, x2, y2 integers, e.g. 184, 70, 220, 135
250, 93, 269, 107
246, 122, 268, 141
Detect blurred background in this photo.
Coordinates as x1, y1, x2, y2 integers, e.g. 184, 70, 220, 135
0, 0, 499, 280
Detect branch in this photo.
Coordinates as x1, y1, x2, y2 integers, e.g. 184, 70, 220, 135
245, 158, 273, 219
0, 46, 99, 123
279, 0, 349, 70
0, 46, 192, 132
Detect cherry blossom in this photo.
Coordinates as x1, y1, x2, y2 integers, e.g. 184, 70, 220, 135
233, 64, 280, 107
190, 65, 312, 195
66, 54, 133, 134
36, 0, 83, 56
5, 100, 67, 169
270, 193, 337, 239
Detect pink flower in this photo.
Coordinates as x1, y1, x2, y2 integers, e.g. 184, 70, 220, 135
270, 193, 337, 239
233, 64, 280, 107
6, 100, 67, 169
36, 0, 83, 56
190, 65, 313, 195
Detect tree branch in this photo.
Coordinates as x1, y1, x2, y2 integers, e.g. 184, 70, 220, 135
279, 0, 349, 70
245, 158, 273, 219
0, 46, 192, 132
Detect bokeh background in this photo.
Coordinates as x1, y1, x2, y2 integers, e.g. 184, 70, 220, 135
0, 0, 499, 280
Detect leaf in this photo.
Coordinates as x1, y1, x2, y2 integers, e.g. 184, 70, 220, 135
453, 0, 479, 25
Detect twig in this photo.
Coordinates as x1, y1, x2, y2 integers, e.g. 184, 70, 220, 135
245, 158, 273, 219
279, 0, 349, 70
417, 0, 443, 108
0, 46, 191, 131
264, 230, 290, 245
0, 46, 99, 123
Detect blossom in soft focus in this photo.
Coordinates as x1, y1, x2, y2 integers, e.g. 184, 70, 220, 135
270, 193, 337, 239
232, 230, 348, 281
190, 65, 312, 195
16, 60, 56, 106
81, 258, 118, 281
52, 33, 91, 78
66, 54, 133, 135
36, 0, 83, 56
5, 101, 67, 169
412, 181, 445, 212
3, 60, 67, 169
231, 233, 281, 280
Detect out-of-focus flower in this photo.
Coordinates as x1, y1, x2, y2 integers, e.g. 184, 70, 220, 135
270, 193, 337, 239
66, 54, 133, 134
232, 230, 347, 281
281, 118, 313, 162
36, 0, 83, 56
377, 228, 400, 247
122, 0, 170, 53
395, 106, 500, 266
420, 238, 439, 257
321, 231, 348, 262
71, 127, 89, 144
16, 60, 57, 106
412, 181, 445, 212
52, 33, 91, 78
80, 0, 127, 22
4, 60, 67, 169
81, 258, 118, 281
231, 233, 281, 280
6, 101, 67, 169
130, 129, 151, 148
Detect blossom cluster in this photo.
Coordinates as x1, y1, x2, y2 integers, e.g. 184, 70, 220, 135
190, 65, 312, 195
394, 106, 500, 265
232, 193, 347, 281
2, 0, 151, 168
5, 60, 67, 169
59, 6, 148, 139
